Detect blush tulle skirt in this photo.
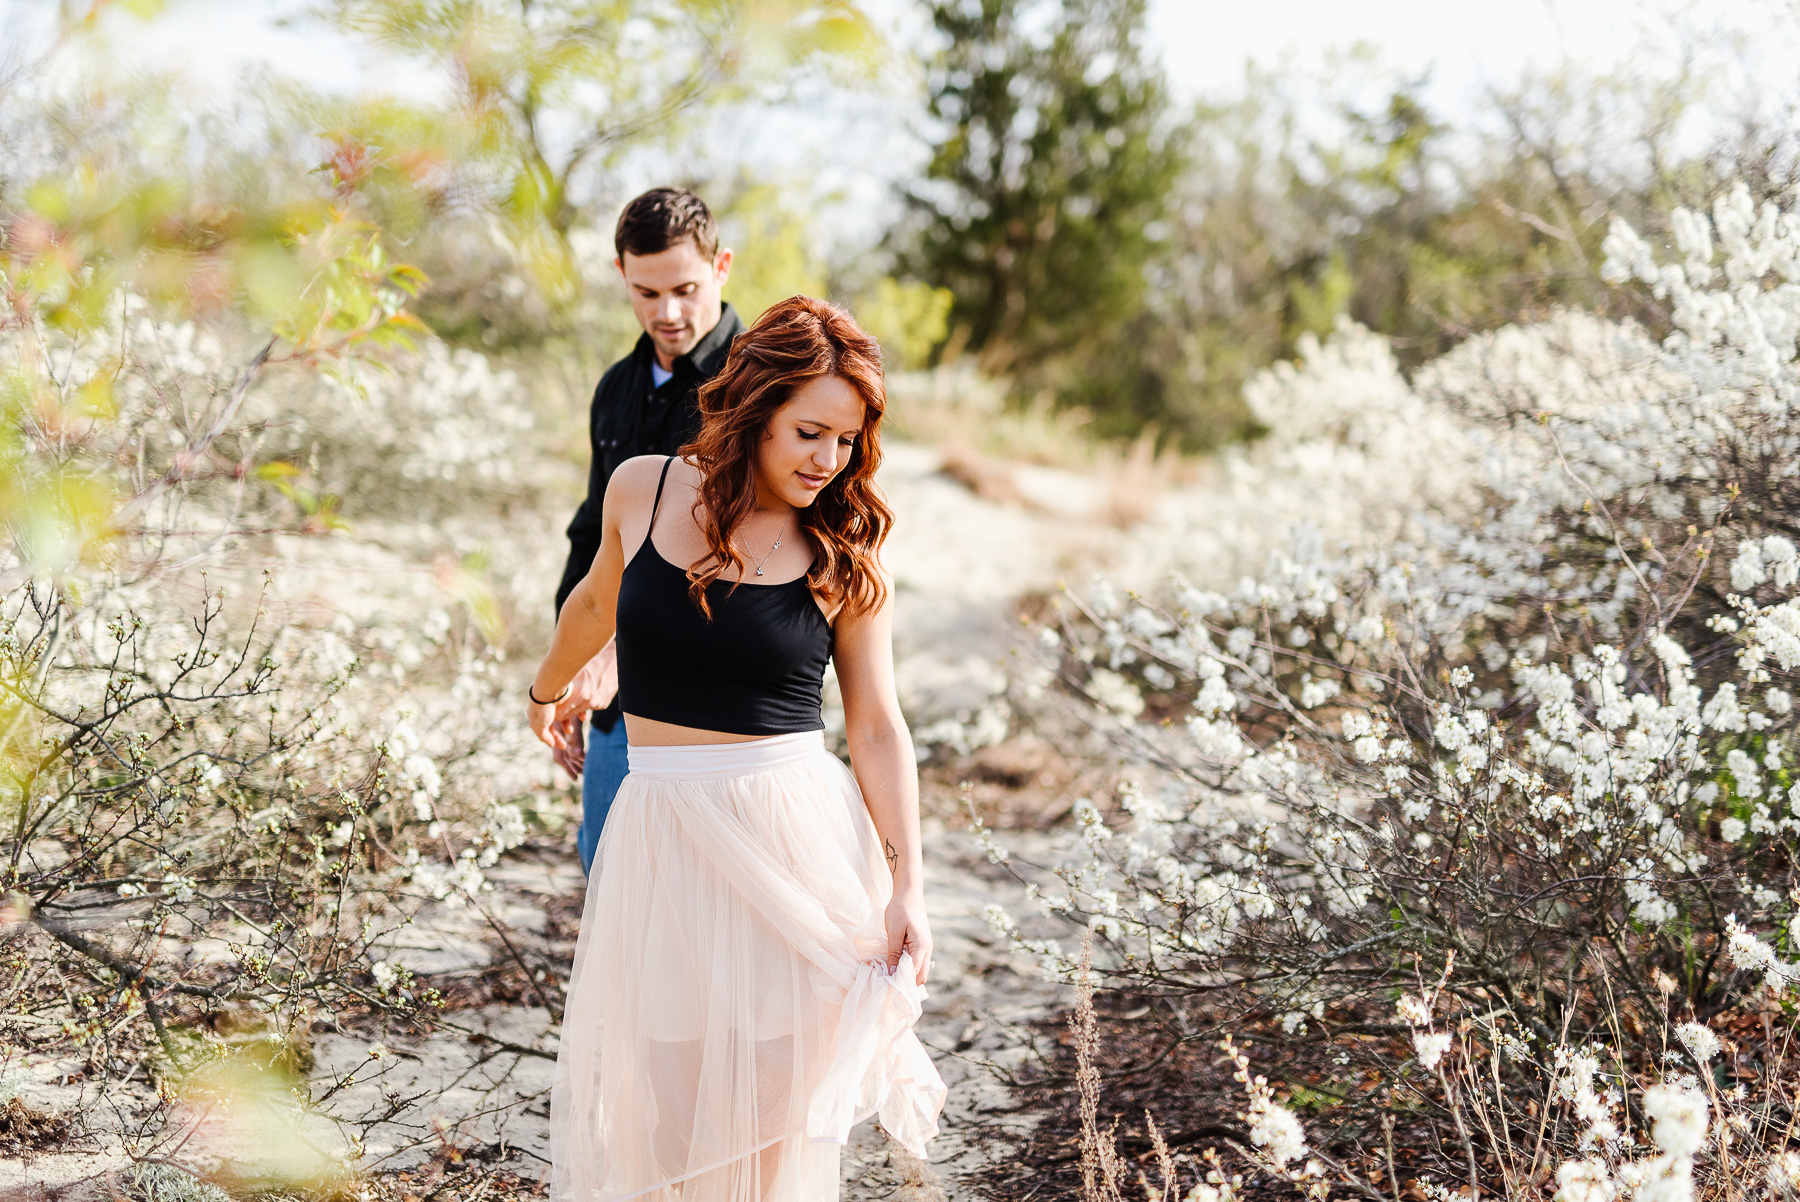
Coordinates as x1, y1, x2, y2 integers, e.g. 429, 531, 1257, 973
548, 731, 946, 1202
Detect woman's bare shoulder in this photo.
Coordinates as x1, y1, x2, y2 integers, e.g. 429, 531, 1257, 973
604, 455, 676, 515
612, 454, 676, 487
824, 561, 895, 631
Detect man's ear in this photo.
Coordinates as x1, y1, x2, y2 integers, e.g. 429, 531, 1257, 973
614, 255, 627, 282
713, 248, 734, 285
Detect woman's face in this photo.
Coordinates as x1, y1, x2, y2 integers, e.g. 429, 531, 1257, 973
755, 374, 869, 508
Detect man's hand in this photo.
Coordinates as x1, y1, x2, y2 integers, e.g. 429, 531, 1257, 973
559, 639, 619, 719
549, 713, 586, 780
547, 640, 618, 782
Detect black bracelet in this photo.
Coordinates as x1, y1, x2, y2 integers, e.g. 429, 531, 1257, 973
529, 683, 571, 705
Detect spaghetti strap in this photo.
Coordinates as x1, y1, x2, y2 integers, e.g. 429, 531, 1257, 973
649, 455, 674, 524
625, 456, 677, 571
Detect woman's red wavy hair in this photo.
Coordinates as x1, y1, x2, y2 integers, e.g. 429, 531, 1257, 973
681, 295, 893, 619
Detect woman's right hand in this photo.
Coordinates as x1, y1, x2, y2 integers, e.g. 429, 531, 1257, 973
528, 458, 646, 759
528, 689, 566, 749
547, 641, 618, 779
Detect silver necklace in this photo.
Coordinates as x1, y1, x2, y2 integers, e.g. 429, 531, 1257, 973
748, 509, 792, 577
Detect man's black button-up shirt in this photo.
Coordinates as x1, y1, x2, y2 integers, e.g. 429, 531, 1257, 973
555, 303, 744, 729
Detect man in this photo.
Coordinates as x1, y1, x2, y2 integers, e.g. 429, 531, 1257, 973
548, 187, 741, 873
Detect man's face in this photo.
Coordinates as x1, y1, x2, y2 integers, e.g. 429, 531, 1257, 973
616, 240, 733, 368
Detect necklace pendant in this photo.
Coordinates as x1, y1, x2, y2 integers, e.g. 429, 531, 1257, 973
755, 566, 764, 576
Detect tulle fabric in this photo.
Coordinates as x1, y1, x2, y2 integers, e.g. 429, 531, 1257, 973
549, 731, 946, 1202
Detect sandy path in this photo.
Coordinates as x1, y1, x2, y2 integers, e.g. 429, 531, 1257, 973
296, 828, 1066, 1196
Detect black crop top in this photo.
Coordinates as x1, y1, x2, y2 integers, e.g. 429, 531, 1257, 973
615, 458, 834, 736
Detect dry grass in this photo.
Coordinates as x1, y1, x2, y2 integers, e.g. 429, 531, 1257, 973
0, 1097, 78, 1160
920, 729, 1132, 831
1099, 434, 1183, 530
969, 977, 1800, 1202
938, 445, 1032, 507
886, 367, 1099, 470
887, 365, 1194, 531
895, 1147, 950, 1202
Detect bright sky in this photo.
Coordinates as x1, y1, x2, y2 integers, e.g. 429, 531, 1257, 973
2, 0, 1790, 234
1153, 0, 1677, 98
1155, 0, 1796, 148
9, 0, 1778, 109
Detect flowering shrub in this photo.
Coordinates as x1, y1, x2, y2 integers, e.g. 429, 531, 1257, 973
0, 285, 559, 1167
983, 184, 1800, 1193
250, 338, 543, 520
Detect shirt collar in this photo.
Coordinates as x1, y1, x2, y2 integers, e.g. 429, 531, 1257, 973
633, 302, 745, 381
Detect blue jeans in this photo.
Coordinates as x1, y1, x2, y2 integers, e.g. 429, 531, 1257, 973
577, 721, 631, 874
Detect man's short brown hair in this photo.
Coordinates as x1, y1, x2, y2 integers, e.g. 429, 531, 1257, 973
613, 187, 719, 261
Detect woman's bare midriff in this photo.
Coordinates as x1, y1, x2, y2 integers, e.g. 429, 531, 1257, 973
623, 713, 783, 745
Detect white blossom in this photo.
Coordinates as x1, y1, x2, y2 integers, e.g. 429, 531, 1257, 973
1088, 668, 1145, 718
1768, 1151, 1800, 1198
1675, 1022, 1721, 1064
1555, 1159, 1616, 1202
1643, 1082, 1709, 1158
1413, 1031, 1452, 1070
1247, 1088, 1308, 1168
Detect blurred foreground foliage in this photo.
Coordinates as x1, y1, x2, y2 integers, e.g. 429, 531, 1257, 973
0, 1, 591, 1182
0, 105, 427, 585
311, 0, 890, 351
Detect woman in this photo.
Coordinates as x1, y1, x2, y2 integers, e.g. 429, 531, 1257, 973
528, 296, 945, 1202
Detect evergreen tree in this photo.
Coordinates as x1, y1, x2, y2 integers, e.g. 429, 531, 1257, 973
898, 0, 1189, 439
